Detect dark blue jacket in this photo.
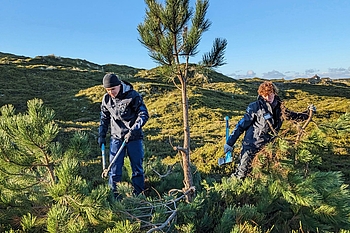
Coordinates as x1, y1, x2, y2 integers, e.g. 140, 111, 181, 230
98, 81, 149, 141
227, 96, 308, 149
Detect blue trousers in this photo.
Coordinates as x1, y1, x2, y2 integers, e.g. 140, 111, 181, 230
108, 138, 145, 196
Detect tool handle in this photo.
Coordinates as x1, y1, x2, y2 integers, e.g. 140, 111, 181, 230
225, 116, 230, 140
101, 140, 127, 178
218, 116, 233, 166
224, 116, 232, 161
101, 143, 106, 170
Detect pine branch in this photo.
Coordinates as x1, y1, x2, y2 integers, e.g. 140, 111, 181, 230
119, 187, 196, 232
152, 164, 174, 178
296, 110, 314, 143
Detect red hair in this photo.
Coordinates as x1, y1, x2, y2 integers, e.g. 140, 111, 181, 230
258, 81, 278, 96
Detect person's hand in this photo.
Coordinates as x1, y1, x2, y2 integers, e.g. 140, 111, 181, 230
98, 137, 106, 148
224, 144, 233, 154
308, 104, 316, 113
124, 130, 133, 143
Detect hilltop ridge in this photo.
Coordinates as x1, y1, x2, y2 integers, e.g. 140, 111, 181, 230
0, 52, 141, 75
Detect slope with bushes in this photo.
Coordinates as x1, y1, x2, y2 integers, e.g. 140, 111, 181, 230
1, 52, 350, 232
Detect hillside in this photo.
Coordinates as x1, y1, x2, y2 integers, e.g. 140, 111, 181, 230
1, 52, 350, 232
1, 52, 350, 180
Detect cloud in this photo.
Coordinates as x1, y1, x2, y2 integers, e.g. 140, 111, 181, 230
319, 67, 350, 79
246, 70, 256, 77
226, 70, 257, 79
262, 70, 286, 79
226, 67, 350, 80
305, 69, 319, 75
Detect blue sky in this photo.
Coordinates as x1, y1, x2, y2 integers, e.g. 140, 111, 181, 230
1, 0, 350, 79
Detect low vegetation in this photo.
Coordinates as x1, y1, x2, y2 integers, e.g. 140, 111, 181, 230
1, 52, 350, 232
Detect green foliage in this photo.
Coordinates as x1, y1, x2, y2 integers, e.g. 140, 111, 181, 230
0, 99, 60, 230
20, 213, 38, 232
174, 223, 196, 233
0, 100, 118, 232
47, 204, 87, 233
104, 220, 140, 233
46, 134, 115, 232
144, 156, 185, 195
1, 51, 350, 232
200, 136, 350, 233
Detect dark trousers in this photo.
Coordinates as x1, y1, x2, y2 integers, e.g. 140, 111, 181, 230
234, 147, 259, 179
108, 138, 145, 196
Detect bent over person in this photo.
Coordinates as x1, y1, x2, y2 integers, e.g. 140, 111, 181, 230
98, 73, 149, 198
224, 81, 316, 180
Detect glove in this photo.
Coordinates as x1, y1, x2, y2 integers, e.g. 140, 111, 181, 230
124, 130, 133, 143
308, 104, 316, 113
224, 144, 233, 154
98, 137, 106, 148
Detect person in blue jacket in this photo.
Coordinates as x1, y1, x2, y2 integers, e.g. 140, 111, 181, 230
98, 73, 149, 198
224, 81, 316, 180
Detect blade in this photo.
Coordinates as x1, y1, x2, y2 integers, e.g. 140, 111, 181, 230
218, 157, 226, 166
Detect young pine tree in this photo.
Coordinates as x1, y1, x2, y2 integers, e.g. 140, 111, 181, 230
138, 0, 227, 202
0, 99, 60, 230
0, 99, 122, 232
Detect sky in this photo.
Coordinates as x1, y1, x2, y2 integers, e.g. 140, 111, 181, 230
1, 0, 350, 79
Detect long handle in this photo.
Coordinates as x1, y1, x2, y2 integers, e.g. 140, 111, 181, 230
225, 116, 232, 161
101, 140, 127, 178
218, 116, 232, 166
101, 143, 106, 170
225, 116, 230, 140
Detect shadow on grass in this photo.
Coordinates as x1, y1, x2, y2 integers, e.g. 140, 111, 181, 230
279, 82, 350, 99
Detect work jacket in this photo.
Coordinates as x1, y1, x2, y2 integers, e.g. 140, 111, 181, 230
227, 96, 308, 149
98, 81, 149, 141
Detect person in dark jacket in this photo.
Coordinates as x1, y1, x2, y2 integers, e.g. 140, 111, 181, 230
224, 81, 316, 180
98, 73, 149, 197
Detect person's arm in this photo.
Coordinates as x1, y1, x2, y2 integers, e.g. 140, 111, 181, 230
98, 96, 111, 146
226, 103, 256, 146
130, 94, 149, 131
284, 104, 316, 121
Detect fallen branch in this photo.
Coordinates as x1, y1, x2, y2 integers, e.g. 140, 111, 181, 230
146, 210, 177, 233
119, 186, 196, 232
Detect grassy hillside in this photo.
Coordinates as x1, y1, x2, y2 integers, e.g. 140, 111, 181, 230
1, 52, 350, 183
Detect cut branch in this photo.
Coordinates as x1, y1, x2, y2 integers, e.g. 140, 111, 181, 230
146, 210, 177, 233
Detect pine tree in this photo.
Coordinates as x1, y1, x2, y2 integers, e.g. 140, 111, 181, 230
0, 99, 60, 230
138, 0, 227, 202
0, 99, 122, 232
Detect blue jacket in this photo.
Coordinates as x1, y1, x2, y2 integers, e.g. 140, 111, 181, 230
227, 96, 308, 149
98, 81, 149, 141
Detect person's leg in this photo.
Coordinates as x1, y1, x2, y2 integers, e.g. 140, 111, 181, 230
109, 138, 126, 198
234, 147, 257, 179
126, 139, 145, 196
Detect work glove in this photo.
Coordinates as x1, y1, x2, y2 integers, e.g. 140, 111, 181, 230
124, 130, 133, 143
308, 104, 316, 113
98, 137, 106, 148
224, 144, 233, 154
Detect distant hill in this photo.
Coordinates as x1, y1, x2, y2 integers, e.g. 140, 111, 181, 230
0, 52, 141, 74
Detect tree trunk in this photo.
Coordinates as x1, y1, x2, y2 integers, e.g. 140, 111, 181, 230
180, 77, 194, 202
